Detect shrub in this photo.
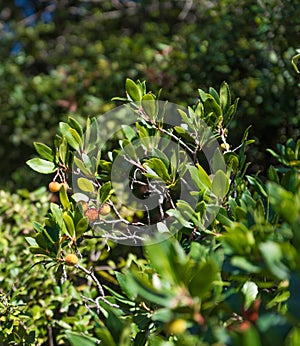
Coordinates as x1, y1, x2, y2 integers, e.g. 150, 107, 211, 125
2, 79, 295, 345
1, 0, 299, 188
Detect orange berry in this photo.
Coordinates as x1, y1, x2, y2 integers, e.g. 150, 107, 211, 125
48, 181, 62, 192
85, 207, 99, 222
99, 203, 111, 216
64, 253, 79, 266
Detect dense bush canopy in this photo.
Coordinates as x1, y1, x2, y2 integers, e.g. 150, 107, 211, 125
0, 1, 300, 345
0, 0, 299, 188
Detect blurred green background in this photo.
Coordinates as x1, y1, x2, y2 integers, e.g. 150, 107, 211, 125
1, 0, 299, 190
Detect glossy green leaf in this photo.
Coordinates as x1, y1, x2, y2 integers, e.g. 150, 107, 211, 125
188, 164, 212, 190
66, 331, 98, 346
145, 157, 170, 182
33, 142, 54, 161
212, 170, 229, 198
142, 94, 157, 120
189, 260, 218, 299
26, 158, 57, 174
125, 78, 142, 101
220, 81, 231, 113
121, 125, 137, 141
242, 281, 258, 310
68, 116, 83, 137
99, 181, 112, 204
204, 94, 222, 117
59, 122, 81, 150
59, 137, 68, 164
77, 177, 95, 193
50, 203, 64, 228
75, 217, 89, 238
63, 212, 75, 237
59, 185, 71, 210
209, 86, 220, 104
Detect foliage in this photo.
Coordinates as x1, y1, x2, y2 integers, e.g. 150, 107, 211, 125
1, 79, 298, 345
1, 0, 299, 188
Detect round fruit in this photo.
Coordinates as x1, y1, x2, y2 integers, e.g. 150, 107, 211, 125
64, 253, 79, 266
99, 203, 111, 216
85, 207, 99, 222
220, 143, 230, 151
48, 181, 62, 192
166, 319, 187, 335
80, 201, 89, 213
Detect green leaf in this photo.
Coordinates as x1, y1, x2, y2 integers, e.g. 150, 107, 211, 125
33, 221, 45, 233
25, 237, 38, 247
146, 238, 186, 286
211, 148, 226, 172
246, 175, 267, 198
115, 272, 136, 300
29, 247, 51, 256
59, 137, 68, 164
59, 185, 71, 210
66, 331, 98, 346
167, 208, 194, 228
209, 86, 220, 104
177, 108, 193, 128
198, 88, 208, 102
125, 78, 142, 101
50, 203, 64, 229
75, 217, 89, 238
121, 125, 137, 141
142, 94, 157, 120
33, 142, 54, 161
145, 157, 170, 182
99, 181, 113, 204
77, 177, 95, 193
242, 281, 258, 310
259, 241, 288, 280
204, 94, 222, 117
241, 324, 262, 346
267, 182, 298, 224
68, 116, 83, 137
224, 151, 239, 172
219, 81, 231, 114
128, 271, 174, 307
151, 148, 170, 169
59, 122, 81, 150
26, 158, 57, 174
188, 164, 212, 190
73, 157, 93, 177
189, 260, 218, 299
63, 212, 75, 237
212, 170, 229, 198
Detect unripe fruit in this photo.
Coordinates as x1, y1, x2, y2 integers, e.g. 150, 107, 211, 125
221, 143, 230, 151
48, 181, 62, 192
166, 319, 187, 335
80, 201, 89, 213
85, 207, 99, 222
99, 203, 111, 216
64, 253, 79, 266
